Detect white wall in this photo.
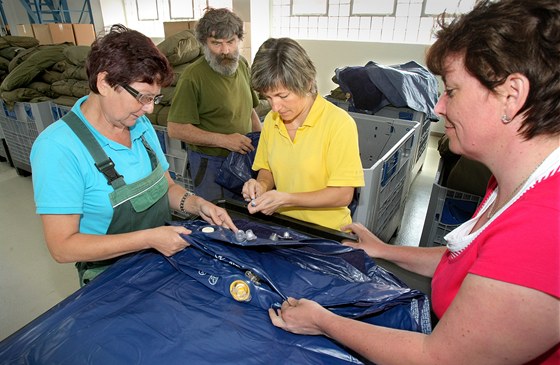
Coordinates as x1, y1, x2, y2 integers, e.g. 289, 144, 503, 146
248, 0, 271, 62
97, 0, 125, 32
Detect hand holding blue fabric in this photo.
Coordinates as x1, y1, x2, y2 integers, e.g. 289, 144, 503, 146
269, 297, 332, 336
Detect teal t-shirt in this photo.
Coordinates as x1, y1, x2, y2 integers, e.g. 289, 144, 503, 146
168, 56, 259, 157
30, 96, 169, 234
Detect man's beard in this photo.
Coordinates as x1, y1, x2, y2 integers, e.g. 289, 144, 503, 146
203, 46, 240, 76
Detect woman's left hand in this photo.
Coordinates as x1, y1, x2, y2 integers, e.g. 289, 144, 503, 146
197, 198, 238, 231
268, 297, 331, 336
247, 190, 287, 215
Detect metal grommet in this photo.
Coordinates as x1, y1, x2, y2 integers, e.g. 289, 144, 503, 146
230, 280, 251, 302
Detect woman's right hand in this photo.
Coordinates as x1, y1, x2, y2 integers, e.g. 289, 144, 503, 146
340, 222, 387, 258
148, 225, 192, 256
242, 178, 266, 202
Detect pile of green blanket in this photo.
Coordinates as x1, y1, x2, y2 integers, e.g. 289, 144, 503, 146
0, 29, 202, 118
0, 30, 270, 124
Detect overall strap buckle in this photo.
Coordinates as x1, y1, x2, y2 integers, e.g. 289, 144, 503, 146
95, 158, 123, 185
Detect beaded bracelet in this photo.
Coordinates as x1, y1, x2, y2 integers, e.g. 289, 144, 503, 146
179, 191, 195, 213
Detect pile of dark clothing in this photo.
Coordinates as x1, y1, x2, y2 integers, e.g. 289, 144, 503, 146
328, 60, 440, 122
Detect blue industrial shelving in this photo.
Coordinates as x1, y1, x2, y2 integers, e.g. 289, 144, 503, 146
1, 0, 94, 29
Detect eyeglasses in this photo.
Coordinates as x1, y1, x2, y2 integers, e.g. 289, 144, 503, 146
121, 84, 164, 105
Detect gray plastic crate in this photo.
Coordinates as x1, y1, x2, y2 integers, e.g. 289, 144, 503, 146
350, 113, 418, 242
0, 101, 58, 175
50, 103, 72, 121
153, 124, 186, 157
0, 101, 15, 165
0, 122, 6, 161
0, 137, 8, 162
15, 101, 55, 133
419, 158, 482, 247
0, 114, 38, 175
1, 100, 18, 119
325, 97, 430, 188
153, 125, 195, 218
373, 106, 429, 181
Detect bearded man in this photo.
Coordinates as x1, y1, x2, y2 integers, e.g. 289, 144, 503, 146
168, 8, 261, 201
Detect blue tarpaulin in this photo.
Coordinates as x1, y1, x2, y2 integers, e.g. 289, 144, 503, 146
0, 218, 431, 365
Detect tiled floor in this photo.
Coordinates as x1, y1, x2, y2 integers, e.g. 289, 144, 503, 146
0, 134, 440, 341
0, 161, 79, 341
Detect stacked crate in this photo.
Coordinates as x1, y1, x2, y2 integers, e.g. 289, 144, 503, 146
325, 97, 429, 190
0, 101, 55, 175
350, 113, 419, 242
373, 106, 429, 183
50, 103, 72, 121
0, 101, 14, 165
419, 159, 483, 247
153, 125, 195, 218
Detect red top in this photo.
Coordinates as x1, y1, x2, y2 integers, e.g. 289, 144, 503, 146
432, 171, 559, 364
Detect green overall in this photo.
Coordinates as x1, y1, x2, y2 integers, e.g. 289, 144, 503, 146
63, 112, 171, 286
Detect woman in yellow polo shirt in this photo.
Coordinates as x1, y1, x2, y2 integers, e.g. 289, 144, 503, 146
241, 38, 364, 231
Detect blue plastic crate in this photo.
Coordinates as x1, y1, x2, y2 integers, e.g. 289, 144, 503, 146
420, 159, 482, 247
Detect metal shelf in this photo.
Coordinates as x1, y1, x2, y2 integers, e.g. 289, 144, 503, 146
8, 0, 94, 26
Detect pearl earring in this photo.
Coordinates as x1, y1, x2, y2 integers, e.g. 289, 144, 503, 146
501, 114, 512, 124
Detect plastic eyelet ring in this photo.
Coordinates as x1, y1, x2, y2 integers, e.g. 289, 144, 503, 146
230, 280, 251, 302
201, 226, 215, 233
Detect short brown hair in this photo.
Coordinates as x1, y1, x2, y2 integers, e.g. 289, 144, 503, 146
86, 24, 174, 93
426, 0, 560, 139
195, 8, 244, 44
251, 38, 317, 97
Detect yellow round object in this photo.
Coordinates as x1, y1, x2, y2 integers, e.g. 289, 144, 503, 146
229, 280, 251, 302
201, 226, 215, 233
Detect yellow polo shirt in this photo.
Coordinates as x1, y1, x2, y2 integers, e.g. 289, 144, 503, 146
253, 95, 364, 230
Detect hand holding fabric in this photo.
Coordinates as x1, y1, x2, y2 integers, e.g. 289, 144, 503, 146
149, 225, 192, 256
268, 297, 332, 336
223, 133, 255, 154
340, 222, 387, 258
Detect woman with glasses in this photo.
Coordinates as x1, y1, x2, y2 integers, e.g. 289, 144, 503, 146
30, 24, 236, 286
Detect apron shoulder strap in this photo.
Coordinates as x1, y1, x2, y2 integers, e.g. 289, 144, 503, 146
62, 111, 126, 188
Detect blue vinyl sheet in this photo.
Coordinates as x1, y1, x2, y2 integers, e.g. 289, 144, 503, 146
0, 218, 431, 365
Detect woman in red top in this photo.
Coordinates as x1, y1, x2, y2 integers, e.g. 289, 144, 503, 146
268, 0, 560, 364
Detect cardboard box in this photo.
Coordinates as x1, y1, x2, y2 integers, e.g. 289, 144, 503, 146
72, 23, 96, 45
32, 24, 53, 44
163, 21, 198, 38
15, 24, 34, 37
49, 23, 76, 44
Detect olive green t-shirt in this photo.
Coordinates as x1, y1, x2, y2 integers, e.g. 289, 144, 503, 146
168, 56, 259, 157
